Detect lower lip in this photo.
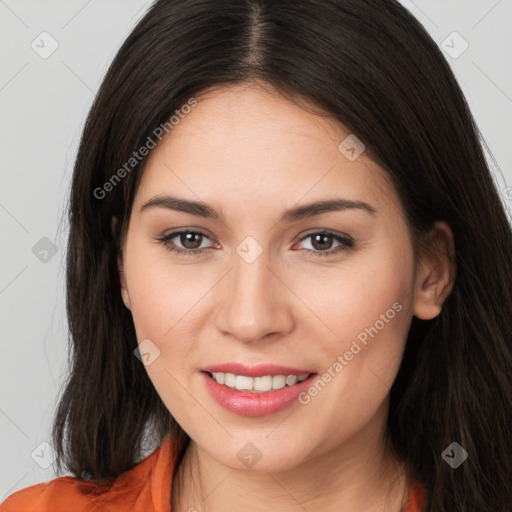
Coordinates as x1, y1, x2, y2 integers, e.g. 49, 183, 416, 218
201, 372, 318, 417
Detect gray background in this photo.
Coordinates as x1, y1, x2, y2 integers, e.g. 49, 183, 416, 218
1, 0, 511, 500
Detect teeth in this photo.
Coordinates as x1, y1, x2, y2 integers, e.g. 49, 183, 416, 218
285, 375, 298, 386
224, 373, 236, 388
272, 375, 286, 389
210, 372, 311, 392
235, 375, 253, 391
254, 375, 272, 392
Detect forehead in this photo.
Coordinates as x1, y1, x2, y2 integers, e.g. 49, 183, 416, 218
134, 84, 397, 215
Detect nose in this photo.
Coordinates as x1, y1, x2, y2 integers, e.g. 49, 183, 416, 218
214, 249, 294, 344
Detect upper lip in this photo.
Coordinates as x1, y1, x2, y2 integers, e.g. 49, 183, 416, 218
201, 363, 316, 377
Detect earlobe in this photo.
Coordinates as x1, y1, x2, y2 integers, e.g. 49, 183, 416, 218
412, 221, 456, 320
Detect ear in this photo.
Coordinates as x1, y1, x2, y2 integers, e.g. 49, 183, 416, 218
412, 221, 456, 320
113, 216, 131, 311
118, 254, 132, 311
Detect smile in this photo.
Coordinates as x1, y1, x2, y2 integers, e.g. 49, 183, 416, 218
201, 369, 318, 417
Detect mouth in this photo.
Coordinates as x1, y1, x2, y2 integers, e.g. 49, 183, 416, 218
200, 366, 318, 417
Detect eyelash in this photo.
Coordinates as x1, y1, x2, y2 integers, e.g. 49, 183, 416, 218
155, 229, 354, 258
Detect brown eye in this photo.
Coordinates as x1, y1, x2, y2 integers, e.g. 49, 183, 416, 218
310, 233, 335, 251
296, 231, 354, 258
179, 232, 204, 249
156, 229, 354, 258
157, 230, 214, 256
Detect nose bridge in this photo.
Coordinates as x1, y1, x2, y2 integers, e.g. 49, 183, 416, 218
217, 241, 292, 342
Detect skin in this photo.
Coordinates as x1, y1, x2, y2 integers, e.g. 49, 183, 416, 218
118, 82, 455, 511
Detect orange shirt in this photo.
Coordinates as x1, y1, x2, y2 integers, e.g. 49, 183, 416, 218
1, 437, 426, 511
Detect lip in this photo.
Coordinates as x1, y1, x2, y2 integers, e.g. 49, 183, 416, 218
201, 370, 318, 417
201, 363, 315, 377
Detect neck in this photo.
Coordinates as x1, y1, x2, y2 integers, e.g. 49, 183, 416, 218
171, 405, 411, 512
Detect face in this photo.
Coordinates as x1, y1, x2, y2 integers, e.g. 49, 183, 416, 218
119, 83, 443, 472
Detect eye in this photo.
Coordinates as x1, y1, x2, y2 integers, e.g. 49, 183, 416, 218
295, 231, 354, 257
156, 230, 216, 256
156, 229, 354, 258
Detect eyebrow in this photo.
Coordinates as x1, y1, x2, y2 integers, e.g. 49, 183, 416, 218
139, 194, 377, 222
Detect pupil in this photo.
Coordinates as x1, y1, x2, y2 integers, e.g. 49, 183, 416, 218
312, 233, 332, 250
182, 232, 202, 249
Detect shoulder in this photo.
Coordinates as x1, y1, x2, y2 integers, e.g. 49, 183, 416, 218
1, 471, 149, 512
0, 477, 100, 511
1, 437, 178, 512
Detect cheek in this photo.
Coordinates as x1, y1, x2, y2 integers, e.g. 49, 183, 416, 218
125, 242, 214, 342
290, 239, 413, 346
124, 246, 207, 409
295, 241, 414, 403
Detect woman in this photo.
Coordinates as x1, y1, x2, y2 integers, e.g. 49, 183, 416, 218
2, 0, 511, 510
